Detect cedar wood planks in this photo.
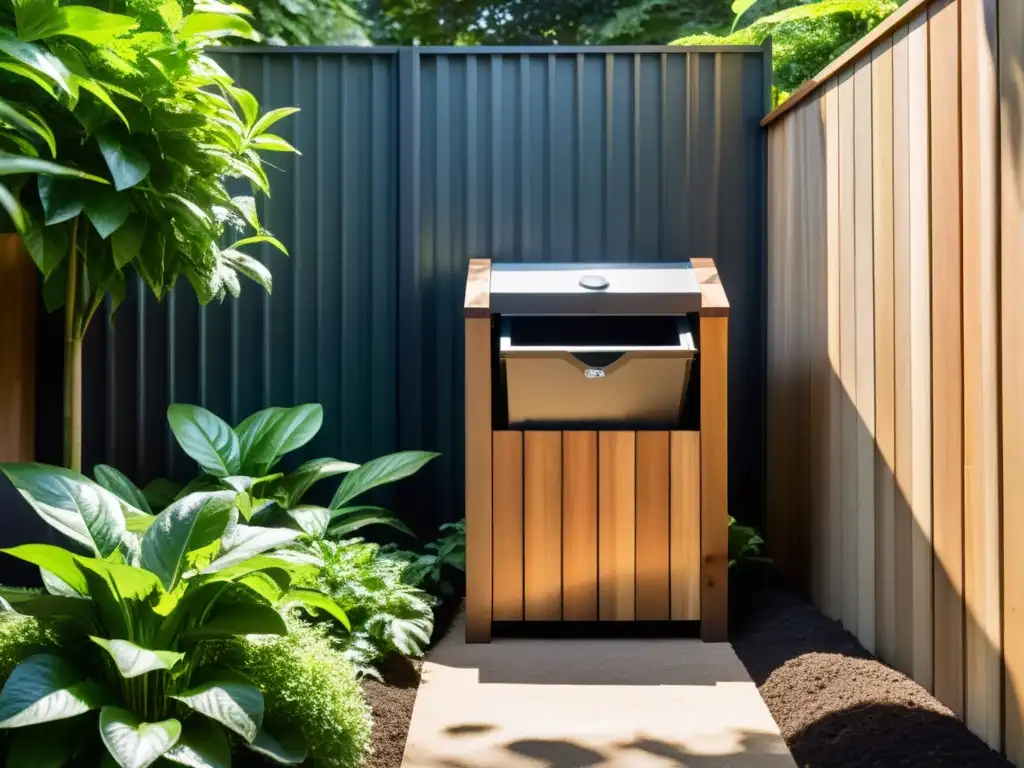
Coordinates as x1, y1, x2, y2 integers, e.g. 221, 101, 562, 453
670, 431, 701, 620
962, 0, 1001, 747
636, 432, 671, 620
929, 0, 965, 717
999, 0, 1024, 761
562, 431, 598, 621
599, 431, 636, 621
524, 431, 562, 621
0, 236, 34, 464
492, 431, 524, 621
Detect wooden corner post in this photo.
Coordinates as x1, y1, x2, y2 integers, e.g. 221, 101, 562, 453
464, 259, 493, 643
0, 235, 35, 463
693, 258, 730, 642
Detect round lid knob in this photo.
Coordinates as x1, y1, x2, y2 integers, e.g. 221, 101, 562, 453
579, 274, 609, 290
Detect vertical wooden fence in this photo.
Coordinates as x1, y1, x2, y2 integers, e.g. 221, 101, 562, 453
764, 0, 1022, 762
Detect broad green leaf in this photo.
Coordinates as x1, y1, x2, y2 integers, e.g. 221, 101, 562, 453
195, 1, 252, 16
283, 505, 329, 539
0, 654, 105, 727
269, 458, 358, 508
234, 405, 322, 474
277, 588, 349, 630
0, 61, 59, 98
0, 182, 26, 233
201, 525, 301, 574
326, 506, 413, 538
76, 78, 130, 127
230, 195, 258, 230
179, 603, 287, 642
180, 12, 259, 41
163, 717, 231, 768
0, 32, 75, 96
99, 707, 181, 768
248, 134, 297, 153
37, 176, 86, 225
96, 132, 149, 191
228, 234, 287, 255
11, 0, 62, 45
226, 86, 258, 127
0, 588, 93, 622
246, 727, 306, 765
0, 151, 106, 182
236, 571, 284, 603
0, 99, 55, 156
248, 107, 300, 139
0, 544, 87, 594
110, 216, 145, 269
330, 451, 439, 509
221, 249, 271, 293
89, 638, 183, 678
51, 7, 137, 44
40, 568, 83, 597
74, 557, 163, 602
167, 404, 240, 478
142, 478, 181, 512
140, 491, 238, 590
23, 215, 67, 279
171, 679, 263, 742
0, 464, 127, 557
731, 0, 759, 31
94, 465, 150, 513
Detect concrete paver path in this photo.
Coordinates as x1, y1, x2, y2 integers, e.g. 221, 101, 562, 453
401, 616, 796, 768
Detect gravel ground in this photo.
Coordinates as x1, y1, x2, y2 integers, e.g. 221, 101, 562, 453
731, 573, 1012, 768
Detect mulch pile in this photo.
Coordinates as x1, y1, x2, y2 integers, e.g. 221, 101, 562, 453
361, 655, 423, 768
731, 570, 1012, 768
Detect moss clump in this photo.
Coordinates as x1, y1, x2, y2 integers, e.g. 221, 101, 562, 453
212, 616, 373, 768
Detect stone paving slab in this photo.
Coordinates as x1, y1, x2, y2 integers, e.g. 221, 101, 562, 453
402, 616, 796, 768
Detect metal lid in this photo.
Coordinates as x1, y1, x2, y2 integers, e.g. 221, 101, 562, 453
489, 262, 702, 316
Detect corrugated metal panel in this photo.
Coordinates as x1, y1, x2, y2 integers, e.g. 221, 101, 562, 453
39, 52, 401, 492
400, 49, 769, 523
37, 45, 769, 533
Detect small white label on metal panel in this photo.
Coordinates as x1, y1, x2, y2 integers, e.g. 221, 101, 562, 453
584, 368, 605, 378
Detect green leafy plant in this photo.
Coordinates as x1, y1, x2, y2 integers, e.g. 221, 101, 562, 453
205, 614, 372, 768
0, 0, 298, 472
728, 516, 765, 568
100, 402, 438, 542
674, 0, 897, 99
313, 538, 435, 677
0, 461, 349, 766
246, 0, 368, 44
390, 520, 465, 599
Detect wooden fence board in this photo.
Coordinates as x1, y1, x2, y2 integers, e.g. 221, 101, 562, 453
999, 0, 1024, 760
599, 432, 635, 621
524, 431, 562, 621
670, 431, 701, 620
636, 432, 670, 620
961, 0, 1002, 749
0, 237, 34, 464
562, 431, 598, 621
871, 38, 897, 665
492, 431, 524, 621
928, 0, 964, 716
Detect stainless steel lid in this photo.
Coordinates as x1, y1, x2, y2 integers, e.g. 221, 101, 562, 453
489, 262, 702, 315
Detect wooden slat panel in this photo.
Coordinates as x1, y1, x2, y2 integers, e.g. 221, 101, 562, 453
524, 431, 562, 621
700, 317, 729, 641
999, 0, 1024, 760
962, 0, 1001, 749
871, 38, 897, 665
0, 236, 34, 463
928, 0, 964, 716
891, 22, 915, 681
837, 68, 860, 634
599, 432, 635, 621
464, 317, 493, 642
492, 431, 524, 621
670, 431, 701, 620
562, 431, 597, 621
825, 79, 843, 623
907, 8, 934, 690
853, 55, 877, 653
636, 432, 670, 620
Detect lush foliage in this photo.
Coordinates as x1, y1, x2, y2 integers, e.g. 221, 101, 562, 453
674, 0, 898, 99
388, 519, 465, 600
312, 538, 434, 677
102, 402, 438, 543
246, 0, 368, 44
0, 613, 73, 683
0, 462, 349, 766
206, 615, 372, 768
728, 516, 764, 568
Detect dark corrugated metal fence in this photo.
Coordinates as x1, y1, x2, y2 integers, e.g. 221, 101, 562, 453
37, 44, 771, 533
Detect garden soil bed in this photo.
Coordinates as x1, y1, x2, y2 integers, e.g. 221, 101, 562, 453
731, 568, 1012, 768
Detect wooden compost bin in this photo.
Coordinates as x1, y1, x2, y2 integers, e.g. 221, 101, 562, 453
463, 257, 730, 643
